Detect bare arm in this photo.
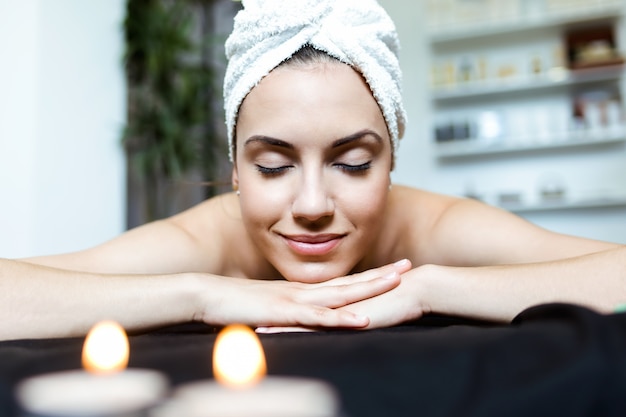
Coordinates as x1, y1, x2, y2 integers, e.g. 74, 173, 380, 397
334, 192, 626, 328
419, 197, 626, 318
421, 246, 626, 322
0, 199, 221, 340
0, 256, 405, 340
0, 258, 200, 340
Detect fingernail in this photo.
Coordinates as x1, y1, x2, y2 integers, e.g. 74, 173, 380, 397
394, 258, 409, 267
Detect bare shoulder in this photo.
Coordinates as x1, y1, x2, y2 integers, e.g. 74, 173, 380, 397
166, 192, 248, 270
388, 185, 461, 232
384, 185, 460, 264
388, 185, 620, 267
24, 192, 247, 275
168, 192, 243, 241
389, 185, 458, 215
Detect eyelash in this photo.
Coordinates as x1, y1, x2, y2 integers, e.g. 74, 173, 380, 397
254, 161, 372, 176
255, 165, 292, 176
335, 161, 372, 172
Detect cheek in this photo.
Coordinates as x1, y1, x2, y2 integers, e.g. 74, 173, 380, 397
338, 176, 389, 222
238, 174, 289, 229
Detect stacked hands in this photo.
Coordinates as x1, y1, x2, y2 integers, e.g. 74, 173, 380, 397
200, 259, 414, 334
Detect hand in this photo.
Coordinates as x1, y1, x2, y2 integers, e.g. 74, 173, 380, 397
336, 265, 425, 329
196, 259, 412, 330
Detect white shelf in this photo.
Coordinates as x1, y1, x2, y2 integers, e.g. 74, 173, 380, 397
428, 4, 623, 44
431, 65, 624, 102
501, 197, 626, 213
435, 130, 626, 159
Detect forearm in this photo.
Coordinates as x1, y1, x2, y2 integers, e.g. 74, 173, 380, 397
0, 258, 406, 340
421, 246, 626, 323
0, 258, 203, 341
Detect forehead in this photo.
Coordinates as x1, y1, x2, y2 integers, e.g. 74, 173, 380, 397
236, 62, 389, 144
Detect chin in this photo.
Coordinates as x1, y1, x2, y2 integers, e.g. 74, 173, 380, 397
278, 260, 353, 284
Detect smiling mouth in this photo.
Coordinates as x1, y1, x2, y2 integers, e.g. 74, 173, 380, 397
281, 234, 345, 256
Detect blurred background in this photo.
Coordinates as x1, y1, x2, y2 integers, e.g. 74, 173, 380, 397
1, 0, 625, 259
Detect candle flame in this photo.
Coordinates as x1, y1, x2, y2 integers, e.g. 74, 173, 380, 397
213, 324, 267, 388
82, 320, 129, 374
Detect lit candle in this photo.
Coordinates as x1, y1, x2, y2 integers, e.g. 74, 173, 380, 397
15, 321, 168, 416
155, 324, 339, 417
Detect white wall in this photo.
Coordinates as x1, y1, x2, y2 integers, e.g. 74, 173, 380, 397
0, 0, 126, 258
382, 0, 626, 244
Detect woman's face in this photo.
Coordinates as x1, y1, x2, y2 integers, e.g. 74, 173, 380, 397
233, 61, 392, 283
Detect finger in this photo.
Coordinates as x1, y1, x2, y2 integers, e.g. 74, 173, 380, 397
314, 258, 412, 288
300, 272, 400, 308
393, 258, 412, 274
293, 305, 370, 329
255, 326, 316, 334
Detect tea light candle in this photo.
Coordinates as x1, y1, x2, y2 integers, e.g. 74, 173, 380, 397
153, 324, 339, 417
15, 321, 168, 417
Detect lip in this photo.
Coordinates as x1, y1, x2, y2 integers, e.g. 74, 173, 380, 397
280, 233, 345, 256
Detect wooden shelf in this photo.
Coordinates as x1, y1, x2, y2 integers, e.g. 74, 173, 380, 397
501, 197, 626, 213
435, 131, 626, 159
428, 4, 623, 45
431, 65, 624, 102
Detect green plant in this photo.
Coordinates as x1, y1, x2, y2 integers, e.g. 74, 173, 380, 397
123, 0, 224, 223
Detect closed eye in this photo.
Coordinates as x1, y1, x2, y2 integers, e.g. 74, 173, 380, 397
334, 161, 371, 173
255, 164, 292, 176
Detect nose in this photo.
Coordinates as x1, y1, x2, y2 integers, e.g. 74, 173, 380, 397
291, 168, 335, 222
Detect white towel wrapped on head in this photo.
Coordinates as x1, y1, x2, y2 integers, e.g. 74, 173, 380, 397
223, 0, 406, 162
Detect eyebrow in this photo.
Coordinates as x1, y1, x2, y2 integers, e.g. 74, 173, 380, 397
244, 136, 294, 150
243, 129, 383, 150
331, 129, 383, 148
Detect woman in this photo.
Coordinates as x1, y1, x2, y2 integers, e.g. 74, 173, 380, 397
1, 0, 624, 341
